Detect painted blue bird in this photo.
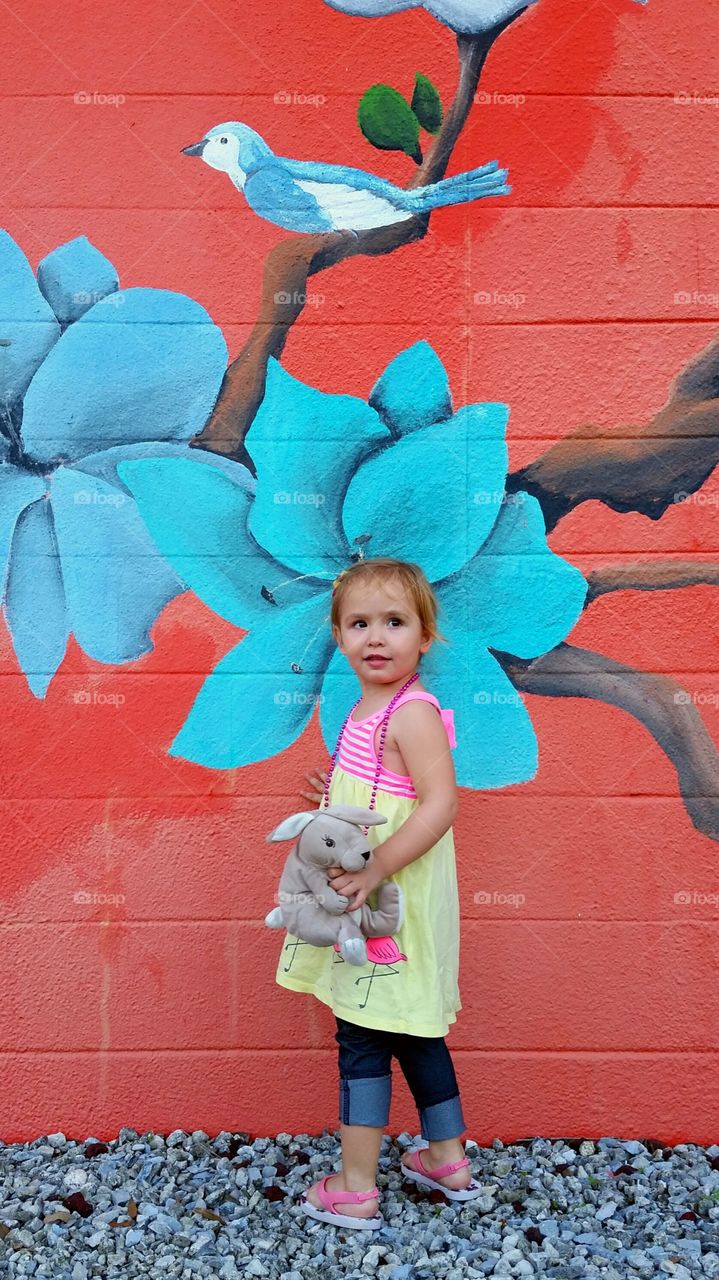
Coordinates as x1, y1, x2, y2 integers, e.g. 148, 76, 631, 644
181, 122, 511, 233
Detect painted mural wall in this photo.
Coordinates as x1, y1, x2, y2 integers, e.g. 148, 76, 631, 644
1, 0, 718, 1143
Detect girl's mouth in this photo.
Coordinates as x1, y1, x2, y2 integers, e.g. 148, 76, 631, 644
365, 656, 389, 665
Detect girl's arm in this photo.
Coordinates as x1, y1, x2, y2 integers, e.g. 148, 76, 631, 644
371, 701, 458, 880
300, 769, 328, 806
326, 702, 457, 909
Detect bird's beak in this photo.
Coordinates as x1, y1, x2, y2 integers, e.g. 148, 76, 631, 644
181, 140, 206, 157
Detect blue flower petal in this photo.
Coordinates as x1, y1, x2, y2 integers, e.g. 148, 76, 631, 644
49, 466, 185, 665
0, 230, 59, 402
117, 453, 320, 629
369, 341, 452, 438
422, 628, 538, 788
342, 403, 509, 581
3, 498, 68, 698
169, 591, 334, 769
20, 288, 228, 465
71, 440, 248, 489
36, 236, 119, 327
0, 463, 47, 602
245, 358, 388, 578
436, 491, 587, 655
319, 646, 362, 756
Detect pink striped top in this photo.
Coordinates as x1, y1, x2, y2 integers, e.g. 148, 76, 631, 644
336, 690, 457, 799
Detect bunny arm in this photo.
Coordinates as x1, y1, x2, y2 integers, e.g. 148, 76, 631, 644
296, 863, 350, 915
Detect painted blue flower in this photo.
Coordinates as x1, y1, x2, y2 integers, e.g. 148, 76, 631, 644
119, 341, 587, 789
323, 0, 538, 34
0, 231, 230, 696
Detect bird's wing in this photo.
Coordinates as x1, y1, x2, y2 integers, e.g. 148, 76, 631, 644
293, 180, 413, 229
279, 157, 404, 203
243, 158, 332, 232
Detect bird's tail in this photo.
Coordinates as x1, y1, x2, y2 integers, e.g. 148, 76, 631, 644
402, 162, 511, 212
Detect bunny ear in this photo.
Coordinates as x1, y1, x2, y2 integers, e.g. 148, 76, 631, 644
323, 804, 388, 827
359, 810, 388, 827
266, 811, 318, 842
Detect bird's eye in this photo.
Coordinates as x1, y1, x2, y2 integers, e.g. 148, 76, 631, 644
323, 836, 336, 848
220, 136, 228, 144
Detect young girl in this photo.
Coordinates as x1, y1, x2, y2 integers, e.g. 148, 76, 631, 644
274, 557, 483, 1231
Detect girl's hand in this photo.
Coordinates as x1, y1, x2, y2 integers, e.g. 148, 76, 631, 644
300, 769, 328, 807
326, 863, 381, 912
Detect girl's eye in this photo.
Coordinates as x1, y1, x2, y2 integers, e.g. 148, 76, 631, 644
351, 618, 403, 627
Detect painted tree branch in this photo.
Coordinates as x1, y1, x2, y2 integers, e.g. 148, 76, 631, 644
496, 643, 719, 841
585, 558, 719, 603
192, 23, 514, 463
506, 334, 719, 532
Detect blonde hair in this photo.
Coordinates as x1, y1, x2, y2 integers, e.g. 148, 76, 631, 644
330, 556, 448, 650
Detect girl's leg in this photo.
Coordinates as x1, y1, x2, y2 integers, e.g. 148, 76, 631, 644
338, 1120, 384, 1194
392, 1032, 471, 1190
304, 1017, 392, 1220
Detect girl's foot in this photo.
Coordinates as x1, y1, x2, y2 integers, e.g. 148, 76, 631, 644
304, 1172, 380, 1219
401, 1145, 472, 1192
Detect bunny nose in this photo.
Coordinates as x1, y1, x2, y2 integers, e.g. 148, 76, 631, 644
362, 850, 370, 861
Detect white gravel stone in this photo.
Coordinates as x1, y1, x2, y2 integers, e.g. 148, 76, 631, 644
595, 1200, 620, 1221
0, 1128, 715, 1278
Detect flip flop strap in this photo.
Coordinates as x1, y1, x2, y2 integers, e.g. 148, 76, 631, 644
317, 1176, 379, 1210
413, 1150, 469, 1179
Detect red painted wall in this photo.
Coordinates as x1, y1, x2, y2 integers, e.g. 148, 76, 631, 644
2, 0, 719, 1143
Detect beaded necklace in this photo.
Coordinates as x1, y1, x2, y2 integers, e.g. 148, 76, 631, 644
321, 670, 420, 832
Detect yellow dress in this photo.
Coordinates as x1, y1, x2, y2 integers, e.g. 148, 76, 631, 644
274, 733, 462, 1038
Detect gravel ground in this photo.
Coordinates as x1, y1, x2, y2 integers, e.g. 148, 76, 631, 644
2, 1128, 719, 1278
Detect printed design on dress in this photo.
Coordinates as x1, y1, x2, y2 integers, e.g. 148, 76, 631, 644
279, 936, 317, 973
279, 932, 408, 1012
331, 934, 408, 1011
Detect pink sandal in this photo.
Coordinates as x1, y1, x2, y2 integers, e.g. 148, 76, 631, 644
401, 1148, 483, 1202
301, 1175, 384, 1231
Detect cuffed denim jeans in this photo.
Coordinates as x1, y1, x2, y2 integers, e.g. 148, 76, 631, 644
335, 1016, 466, 1141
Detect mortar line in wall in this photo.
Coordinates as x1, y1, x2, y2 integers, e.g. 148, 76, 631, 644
0, 310, 713, 323
3, 792, 718, 801
10, 205, 719, 212
58, 316, 719, 327
0, 92, 705, 101
1, 1047, 718, 1057
0, 917, 716, 927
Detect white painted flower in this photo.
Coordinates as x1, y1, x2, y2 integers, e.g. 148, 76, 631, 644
323, 0, 538, 35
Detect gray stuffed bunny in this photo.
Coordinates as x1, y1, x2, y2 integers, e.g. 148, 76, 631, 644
264, 804, 404, 966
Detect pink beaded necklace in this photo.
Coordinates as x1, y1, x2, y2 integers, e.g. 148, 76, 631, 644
321, 670, 420, 831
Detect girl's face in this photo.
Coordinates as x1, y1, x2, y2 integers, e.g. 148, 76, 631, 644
332, 579, 432, 687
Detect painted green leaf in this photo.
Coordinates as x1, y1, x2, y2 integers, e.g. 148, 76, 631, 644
358, 84, 422, 163
411, 73, 443, 134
